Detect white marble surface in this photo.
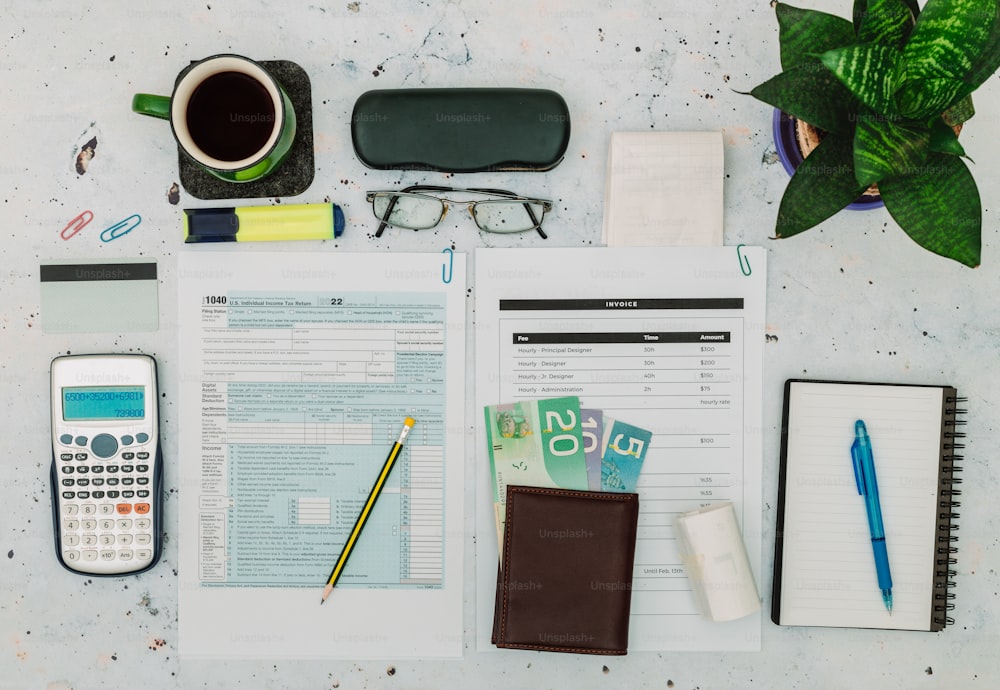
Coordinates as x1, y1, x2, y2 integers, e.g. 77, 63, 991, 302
2, 1, 998, 688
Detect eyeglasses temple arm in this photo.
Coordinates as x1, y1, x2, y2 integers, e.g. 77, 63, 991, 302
374, 193, 402, 238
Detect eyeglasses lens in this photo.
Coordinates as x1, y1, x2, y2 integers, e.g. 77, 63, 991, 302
472, 200, 547, 233
372, 193, 445, 230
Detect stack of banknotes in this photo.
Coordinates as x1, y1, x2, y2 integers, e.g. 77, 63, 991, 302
484, 395, 653, 550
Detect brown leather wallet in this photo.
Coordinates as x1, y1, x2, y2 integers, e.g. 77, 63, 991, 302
492, 486, 640, 655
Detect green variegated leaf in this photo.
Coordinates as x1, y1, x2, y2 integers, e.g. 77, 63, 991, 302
958, 1, 1000, 94
854, 0, 920, 32
777, 3, 857, 70
853, 114, 930, 186
902, 0, 994, 80
776, 132, 868, 238
750, 64, 856, 133
929, 118, 967, 158
821, 43, 901, 116
857, 0, 915, 48
942, 94, 975, 127
895, 75, 965, 119
880, 152, 981, 267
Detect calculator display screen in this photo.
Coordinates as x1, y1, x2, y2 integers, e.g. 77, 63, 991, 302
62, 386, 146, 421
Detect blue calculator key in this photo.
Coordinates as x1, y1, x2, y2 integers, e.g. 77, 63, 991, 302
60, 434, 73, 445
75, 436, 88, 446
121, 435, 134, 446
91, 433, 119, 459
135, 432, 149, 444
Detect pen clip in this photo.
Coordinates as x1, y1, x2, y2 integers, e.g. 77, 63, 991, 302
441, 247, 454, 284
100, 214, 142, 242
851, 439, 866, 495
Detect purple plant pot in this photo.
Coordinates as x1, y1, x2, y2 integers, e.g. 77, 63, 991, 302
772, 109, 884, 211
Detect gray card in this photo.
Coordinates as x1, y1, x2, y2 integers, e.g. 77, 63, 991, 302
40, 260, 159, 333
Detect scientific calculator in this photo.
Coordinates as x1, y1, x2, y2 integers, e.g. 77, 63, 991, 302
49, 354, 163, 575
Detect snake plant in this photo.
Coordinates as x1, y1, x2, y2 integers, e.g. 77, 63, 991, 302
751, 0, 1000, 267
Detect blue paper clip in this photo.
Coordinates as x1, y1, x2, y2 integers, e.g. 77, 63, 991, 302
60, 210, 94, 240
736, 244, 752, 276
441, 247, 454, 284
100, 214, 141, 242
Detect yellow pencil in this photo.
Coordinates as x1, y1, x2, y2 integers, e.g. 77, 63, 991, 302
320, 417, 415, 604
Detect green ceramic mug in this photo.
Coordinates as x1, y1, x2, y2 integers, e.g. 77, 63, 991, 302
131, 54, 296, 183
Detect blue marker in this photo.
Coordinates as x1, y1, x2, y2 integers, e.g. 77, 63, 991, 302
851, 419, 893, 614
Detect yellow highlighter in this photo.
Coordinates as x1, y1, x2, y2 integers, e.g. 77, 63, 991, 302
183, 202, 345, 243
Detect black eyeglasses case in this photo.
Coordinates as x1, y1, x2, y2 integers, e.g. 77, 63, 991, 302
351, 88, 570, 173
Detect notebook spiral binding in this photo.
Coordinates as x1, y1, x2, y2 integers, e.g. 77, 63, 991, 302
934, 395, 965, 628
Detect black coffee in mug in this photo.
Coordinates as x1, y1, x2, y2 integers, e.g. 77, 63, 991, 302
186, 71, 276, 162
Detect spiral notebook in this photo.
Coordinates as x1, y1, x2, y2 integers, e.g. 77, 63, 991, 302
772, 380, 963, 631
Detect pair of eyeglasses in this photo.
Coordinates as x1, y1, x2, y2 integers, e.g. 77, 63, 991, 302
366, 185, 552, 239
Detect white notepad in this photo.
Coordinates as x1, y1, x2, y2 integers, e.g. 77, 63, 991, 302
772, 380, 963, 631
601, 131, 724, 246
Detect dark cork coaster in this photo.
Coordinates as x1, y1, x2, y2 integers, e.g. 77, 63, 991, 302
177, 59, 315, 200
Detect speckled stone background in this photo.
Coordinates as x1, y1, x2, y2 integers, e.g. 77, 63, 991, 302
2, 1, 998, 688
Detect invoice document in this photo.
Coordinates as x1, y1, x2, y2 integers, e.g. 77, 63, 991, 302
177, 250, 465, 658
475, 246, 765, 651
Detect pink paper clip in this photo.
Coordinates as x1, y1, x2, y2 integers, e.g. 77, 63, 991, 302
60, 210, 94, 240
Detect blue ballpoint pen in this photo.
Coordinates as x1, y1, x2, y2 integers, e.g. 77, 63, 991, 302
851, 419, 893, 614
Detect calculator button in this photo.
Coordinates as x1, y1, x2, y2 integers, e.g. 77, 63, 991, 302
137, 478, 149, 486
136, 549, 152, 561
137, 490, 150, 498
64, 550, 80, 561
60, 453, 74, 461
92, 491, 105, 499
119, 549, 134, 560
136, 433, 149, 444
91, 465, 104, 474
135, 518, 151, 530
137, 451, 150, 460
81, 519, 97, 531
137, 465, 149, 472
75, 453, 88, 461
106, 465, 119, 473
76, 466, 90, 474
91, 434, 118, 459
61, 478, 75, 487
64, 519, 80, 531
117, 534, 134, 545
122, 478, 134, 486
122, 491, 135, 499
121, 435, 134, 446
82, 534, 98, 547
83, 550, 99, 561
76, 479, 90, 487
75, 436, 88, 446
100, 550, 116, 561
99, 504, 115, 515
106, 478, 120, 486
62, 505, 79, 516
60, 434, 74, 445
76, 491, 90, 499
100, 518, 115, 530
91, 478, 104, 486
99, 534, 115, 547
61, 466, 74, 474
107, 491, 120, 499
81, 504, 97, 516
134, 503, 151, 515
64, 535, 80, 547
122, 453, 135, 461
62, 491, 75, 499
122, 465, 134, 473
116, 504, 132, 515
135, 534, 151, 546
117, 519, 133, 530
